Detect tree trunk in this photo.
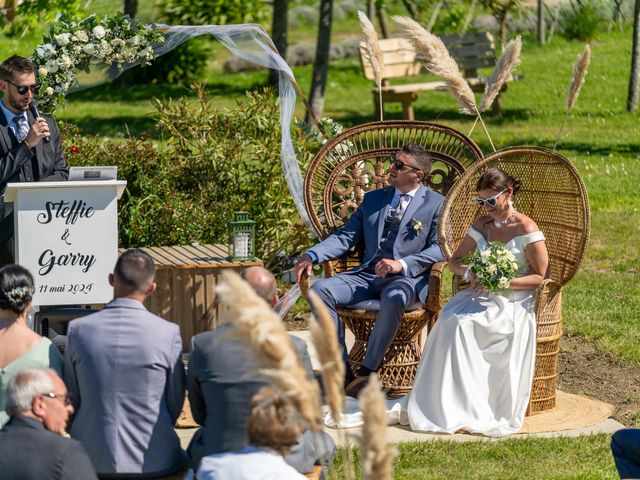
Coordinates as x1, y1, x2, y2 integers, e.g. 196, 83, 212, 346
269, 0, 289, 87
499, 12, 509, 44
400, 0, 419, 19
305, 0, 333, 127
367, 0, 375, 21
627, 0, 640, 111
124, 0, 138, 17
537, 0, 545, 45
375, 3, 390, 38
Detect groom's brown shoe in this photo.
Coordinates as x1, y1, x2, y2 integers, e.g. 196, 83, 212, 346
345, 376, 369, 399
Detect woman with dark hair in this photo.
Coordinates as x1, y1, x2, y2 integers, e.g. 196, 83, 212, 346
196, 387, 307, 479
0, 264, 63, 428
400, 168, 549, 436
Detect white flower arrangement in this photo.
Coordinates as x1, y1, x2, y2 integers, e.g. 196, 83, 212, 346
465, 241, 520, 292
410, 218, 424, 233
31, 13, 164, 113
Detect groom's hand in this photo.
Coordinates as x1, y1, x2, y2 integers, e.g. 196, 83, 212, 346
294, 253, 313, 283
375, 259, 402, 278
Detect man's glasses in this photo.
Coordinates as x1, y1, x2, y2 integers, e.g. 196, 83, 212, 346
391, 158, 422, 172
474, 189, 507, 207
5, 79, 37, 96
41, 392, 72, 406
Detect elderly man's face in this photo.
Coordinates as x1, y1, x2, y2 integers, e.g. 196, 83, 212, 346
36, 374, 74, 435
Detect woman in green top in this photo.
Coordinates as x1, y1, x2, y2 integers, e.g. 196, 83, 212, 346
0, 264, 63, 428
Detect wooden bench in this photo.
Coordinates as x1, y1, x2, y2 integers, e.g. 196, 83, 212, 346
359, 32, 516, 119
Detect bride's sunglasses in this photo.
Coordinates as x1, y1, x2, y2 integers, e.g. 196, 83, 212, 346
474, 189, 507, 207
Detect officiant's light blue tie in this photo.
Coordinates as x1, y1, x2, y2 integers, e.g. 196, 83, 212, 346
12, 115, 29, 142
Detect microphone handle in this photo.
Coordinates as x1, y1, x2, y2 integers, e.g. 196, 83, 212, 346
29, 103, 51, 144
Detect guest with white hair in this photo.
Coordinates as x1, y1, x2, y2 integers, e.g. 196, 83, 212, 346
0, 368, 97, 479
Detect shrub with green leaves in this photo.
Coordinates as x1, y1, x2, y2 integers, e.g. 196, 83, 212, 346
560, 0, 602, 41
2, 0, 83, 36
63, 86, 315, 269
156, 0, 267, 25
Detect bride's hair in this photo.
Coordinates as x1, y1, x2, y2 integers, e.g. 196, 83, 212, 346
476, 168, 522, 195
0, 264, 35, 315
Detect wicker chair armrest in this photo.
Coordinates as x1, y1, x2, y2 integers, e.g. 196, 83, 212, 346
533, 278, 563, 317
426, 261, 447, 312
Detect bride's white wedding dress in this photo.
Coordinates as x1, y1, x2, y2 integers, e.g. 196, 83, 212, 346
326, 227, 546, 437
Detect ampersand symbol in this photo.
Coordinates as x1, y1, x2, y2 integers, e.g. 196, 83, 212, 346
61, 228, 71, 246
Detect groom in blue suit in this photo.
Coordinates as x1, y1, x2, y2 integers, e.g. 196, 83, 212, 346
295, 144, 445, 396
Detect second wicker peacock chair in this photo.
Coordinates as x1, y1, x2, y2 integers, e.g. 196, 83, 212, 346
300, 120, 483, 395
438, 146, 590, 414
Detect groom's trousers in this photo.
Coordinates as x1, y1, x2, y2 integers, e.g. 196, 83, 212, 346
310, 268, 417, 375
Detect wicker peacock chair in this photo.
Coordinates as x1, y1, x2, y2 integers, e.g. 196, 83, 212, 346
300, 120, 483, 395
438, 146, 590, 414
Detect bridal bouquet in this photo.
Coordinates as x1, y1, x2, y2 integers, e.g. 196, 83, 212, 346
465, 241, 520, 292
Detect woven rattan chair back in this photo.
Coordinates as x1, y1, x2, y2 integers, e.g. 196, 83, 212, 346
302, 120, 482, 394
437, 146, 590, 414
304, 121, 483, 240
439, 146, 590, 286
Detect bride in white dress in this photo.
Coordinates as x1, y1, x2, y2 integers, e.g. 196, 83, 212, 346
327, 168, 549, 437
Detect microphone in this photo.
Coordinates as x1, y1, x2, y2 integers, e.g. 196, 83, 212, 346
29, 99, 50, 144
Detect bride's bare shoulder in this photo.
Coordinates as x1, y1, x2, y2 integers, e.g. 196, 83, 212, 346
515, 213, 540, 234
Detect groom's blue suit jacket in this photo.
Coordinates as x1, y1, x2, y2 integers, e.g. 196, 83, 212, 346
308, 183, 446, 303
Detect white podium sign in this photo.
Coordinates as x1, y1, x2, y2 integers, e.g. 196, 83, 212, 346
5, 180, 127, 306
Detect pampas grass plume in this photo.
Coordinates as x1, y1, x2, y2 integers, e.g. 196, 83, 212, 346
358, 11, 384, 89
392, 15, 477, 115
567, 44, 591, 110
216, 270, 322, 430
360, 374, 398, 480
307, 291, 345, 425
480, 36, 522, 112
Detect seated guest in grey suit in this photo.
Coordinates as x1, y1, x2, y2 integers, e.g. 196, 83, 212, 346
64, 249, 186, 478
0, 368, 97, 480
187, 266, 335, 475
197, 386, 307, 479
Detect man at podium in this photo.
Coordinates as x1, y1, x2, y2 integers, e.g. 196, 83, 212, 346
0, 55, 69, 266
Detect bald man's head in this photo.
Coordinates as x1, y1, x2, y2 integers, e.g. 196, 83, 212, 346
241, 266, 278, 308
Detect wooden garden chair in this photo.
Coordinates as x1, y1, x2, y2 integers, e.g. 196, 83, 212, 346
300, 120, 482, 395
438, 146, 590, 414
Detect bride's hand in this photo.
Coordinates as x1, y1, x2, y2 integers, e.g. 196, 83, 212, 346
468, 273, 485, 292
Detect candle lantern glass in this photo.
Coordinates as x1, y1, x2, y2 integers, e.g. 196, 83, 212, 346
228, 212, 256, 261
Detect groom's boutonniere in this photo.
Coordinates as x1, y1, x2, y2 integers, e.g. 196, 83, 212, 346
411, 218, 424, 233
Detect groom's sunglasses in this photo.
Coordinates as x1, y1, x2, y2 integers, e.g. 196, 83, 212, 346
390, 158, 422, 172
5, 79, 37, 96
474, 190, 507, 207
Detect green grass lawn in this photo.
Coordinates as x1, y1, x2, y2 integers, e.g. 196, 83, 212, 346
333, 435, 619, 479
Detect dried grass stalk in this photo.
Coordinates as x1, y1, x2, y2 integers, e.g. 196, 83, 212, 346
216, 270, 322, 429
480, 36, 522, 112
307, 291, 345, 425
392, 15, 477, 115
359, 374, 398, 480
358, 11, 384, 90
567, 44, 591, 110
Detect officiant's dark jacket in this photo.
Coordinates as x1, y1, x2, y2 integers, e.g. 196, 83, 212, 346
0, 108, 68, 261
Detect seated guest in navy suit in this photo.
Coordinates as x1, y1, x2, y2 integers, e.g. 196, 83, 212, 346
64, 249, 186, 478
612, 429, 640, 479
187, 266, 335, 475
0, 368, 97, 480
197, 386, 307, 479
294, 144, 445, 396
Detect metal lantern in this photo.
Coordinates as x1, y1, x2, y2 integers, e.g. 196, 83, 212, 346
228, 212, 256, 261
